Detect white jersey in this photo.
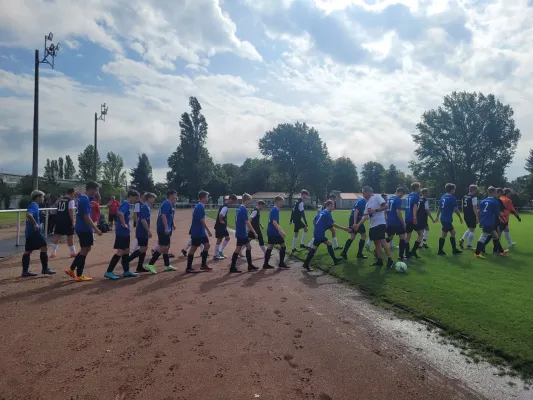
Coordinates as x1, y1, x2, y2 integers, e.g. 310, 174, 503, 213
365, 194, 387, 228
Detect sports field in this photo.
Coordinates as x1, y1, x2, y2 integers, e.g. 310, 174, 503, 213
207, 208, 533, 377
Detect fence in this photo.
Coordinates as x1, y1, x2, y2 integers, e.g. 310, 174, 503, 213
0, 208, 58, 246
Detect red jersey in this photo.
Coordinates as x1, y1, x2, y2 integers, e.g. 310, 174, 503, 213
90, 201, 101, 223
107, 200, 120, 215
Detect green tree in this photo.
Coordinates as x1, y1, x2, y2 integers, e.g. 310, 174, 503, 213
410, 91, 521, 196
525, 149, 533, 174
205, 164, 231, 201
330, 157, 359, 192
301, 133, 332, 204
167, 97, 213, 200
58, 157, 64, 179
233, 158, 274, 195
361, 161, 385, 192
44, 159, 54, 181
130, 153, 155, 193
383, 164, 403, 193
102, 151, 127, 188
221, 163, 240, 192
0, 178, 12, 209
77, 145, 101, 182
64, 155, 76, 179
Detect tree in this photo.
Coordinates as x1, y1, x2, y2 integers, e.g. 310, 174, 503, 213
330, 157, 359, 192
205, 164, 231, 201
233, 158, 274, 195
361, 161, 385, 192
301, 132, 332, 203
525, 149, 533, 174
410, 91, 521, 196
383, 164, 402, 193
102, 151, 127, 188
221, 163, 240, 192
77, 145, 101, 181
0, 178, 12, 209
58, 157, 64, 179
167, 96, 213, 200
130, 153, 155, 193
64, 155, 76, 179
44, 159, 54, 181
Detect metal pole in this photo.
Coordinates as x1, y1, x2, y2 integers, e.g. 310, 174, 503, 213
16, 210, 21, 246
44, 210, 49, 239
94, 112, 97, 181
32, 49, 39, 191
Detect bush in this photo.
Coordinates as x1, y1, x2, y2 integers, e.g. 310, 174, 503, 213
18, 196, 31, 210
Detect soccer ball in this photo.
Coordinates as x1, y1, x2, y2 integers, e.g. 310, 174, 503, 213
394, 262, 407, 273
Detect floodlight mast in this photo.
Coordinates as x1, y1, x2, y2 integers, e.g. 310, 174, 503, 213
94, 103, 109, 180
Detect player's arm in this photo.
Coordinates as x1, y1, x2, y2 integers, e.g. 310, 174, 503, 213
453, 207, 463, 223
412, 203, 418, 223
435, 206, 441, 222
161, 214, 169, 233
301, 208, 308, 226
396, 209, 405, 225
26, 210, 39, 231
69, 200, 76, 226
118, 211, 127, 228
201, 218, 212, 237
273, 220, 286, 238
332, 222, 351, 232
83, 209, 101, 234
507, 201, 521, 220
218, 206, 227, 224
246, 220, 257, 237
141, 217, 151, 237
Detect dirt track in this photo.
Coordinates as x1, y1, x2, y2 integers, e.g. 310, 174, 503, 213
0, 211, 482, 400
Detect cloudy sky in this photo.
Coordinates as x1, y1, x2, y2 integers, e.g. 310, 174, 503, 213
1, 0, 532, 183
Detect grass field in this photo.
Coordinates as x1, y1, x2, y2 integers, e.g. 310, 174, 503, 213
0, 212, 19, 226
207, 208, 533, 378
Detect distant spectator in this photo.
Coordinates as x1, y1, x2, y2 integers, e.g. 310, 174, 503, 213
107, 196, 120, 230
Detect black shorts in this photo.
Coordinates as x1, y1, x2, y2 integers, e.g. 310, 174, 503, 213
369, 224, 387, 241
249, 230, 264, 246
464, 215, 477, 229
386, 225, 405, 236
236, 237, 250, 246
498, 221, 508, 232
191, 236, 209, 247
348, 217, 366, 234
267, 235, 285, 245
405, 222, 420, 233
25, 231, 47, 251
137, 236, 149, 247
114, 235, 131, 250
441, 222, 454, 233
54, 222, 74, 236
417, 221, 429, 231
76, 231, 94, 247
481, 225, 494, 234
293, 220, 306, 233
108, 213, 117, 223
157, 231, 171, 246
313, 237, 329, 246
215, 227, 229, 239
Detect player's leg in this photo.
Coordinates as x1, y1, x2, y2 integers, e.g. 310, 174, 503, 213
257, 231, 266, 254
160, 242, 177, 272
449, 226, 461, 254
466, 228, 475, 249
214, 237, 223, 259
300, 226, 309, 248
147, 233, 167, 272
405, 228, 413, 257
340, 230, 356, 259
230, 243, 243, 273
220, 234, 231, 258
200, 239, 212, 271
264, 243, 276, 269
38, 241, 55, 275
21, 249, 36, 277
330, 227, 342, 250
323, 239, 342, 264
398, 232, 407, 260
302, 241, 321, 271
474, 230, 490, 258
502, 224, 514, 247
66, 233, 77, 257
365, 237, 372, 251
292, 227, 300, 252
50, 233, 61, 258
119, 239, 138, 277
244, 241, 258, 271
422, 225, 429, 248
186, 242, 200, 273
410, 230, 423, 258
357, 228, 368, 259
492, 230, 507, 256
438, 224, 448, 255
131, 237, 139, 253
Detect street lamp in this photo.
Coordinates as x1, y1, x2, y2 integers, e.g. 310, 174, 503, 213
32, 32, 60, 191
94, 103, 108, 181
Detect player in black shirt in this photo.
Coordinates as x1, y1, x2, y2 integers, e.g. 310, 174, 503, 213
417, 188, 435, 249
459, 185, 479, 250
290, 190, 310, 252
248, 200, 267, 253
214, 194, 238, 260
50, 188, 77, 258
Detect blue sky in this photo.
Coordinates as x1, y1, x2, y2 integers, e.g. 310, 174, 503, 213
1, 0, 532, 183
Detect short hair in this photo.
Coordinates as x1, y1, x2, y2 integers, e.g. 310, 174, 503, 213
396, 187, 406, 194
381, 193, 388, 200
469, 184, 478, 193
445, 183, 456, 193
487, 186, 497, 195
31, 190, 45, 200
86, 181, 99, 191
242, 193, 252, 202
325, 199, 334, 207
362, 186, 373, 193
274, 196, 284, 203
257, 200, 266, 206
504, 188, 512, 196
198, 190, 209, 200
411, 182, 420, 191
329, 194, 337, 200
300, 189, 310, 196
167, 189, 177, 197
496, 187, 504, 195
422, 188, 429, 195
228, 194, 238, 201
128, 189, 140, 198
66, 188, 75, 194
144, 192, 156, 200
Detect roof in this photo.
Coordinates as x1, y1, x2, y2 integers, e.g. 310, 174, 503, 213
250, 192, 292, 199
339, 193, 361, 200
224, 195, 243, 200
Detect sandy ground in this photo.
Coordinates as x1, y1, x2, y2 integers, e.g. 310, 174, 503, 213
0, 211, 483, 400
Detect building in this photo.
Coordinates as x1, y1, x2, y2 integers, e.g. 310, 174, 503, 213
331, 192, 406, 209
250, 192, 313, 208
0, 171, 81, 188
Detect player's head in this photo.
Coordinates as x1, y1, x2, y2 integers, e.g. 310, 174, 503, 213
127, 189, 140, 204
468, 184, 478, 194
242, 193, 253, 206
487, 186, 497, 197
166, 189, 178, 204
300, 189, 310, 200
198, 190, 210, 204
445, 183, 456, 194
381, 193, 388, 201
257, 200, 266, 210
396, 187, 406, 196
496, 187, 504, 196
328, 193, 337, 201
144, 192, 156, 206
362, 186, 373, 200
421, 188, 429, 197
324, 199, 335, 211
85, 181, 99, 196
30, 190, 45, 203
66, 188, 75, 199
411, 182, 421, 193
227, 194, 238, 205
504, 188, 512, 197
274, 195, 284, 207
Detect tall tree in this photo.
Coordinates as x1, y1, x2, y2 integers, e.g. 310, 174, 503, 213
383, 164, 402, 193
64, 155, 76, 180
525, 149, 533, 174
44, 159, 54, 181
233, 158, 274, 195
221, 163, 240, 193
410, 91, 521, 196
330, 157, 359, 192
50, 160, 59, 180
301, 132, 332, 203
131, 153, 155, 193
361, 161, 385, 192
58, 157, 64, 179
78, 145, 101, 181
102, 151, 127, 188
167, 97, 213, 200
205, 164, 231, 201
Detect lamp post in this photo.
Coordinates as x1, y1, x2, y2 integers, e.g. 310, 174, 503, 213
32, 32, 60, 191
94, 103, 108, 181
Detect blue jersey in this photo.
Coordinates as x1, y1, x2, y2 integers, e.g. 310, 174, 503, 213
25, 202, 40, 237
314, 210, 334, 240
350, 198, 367, 223
267, 206, 281, 237
235, 205, 249, 239
405, 193, 420, 222
116, 200, 131, 237
75, 194, 92, 232
479, 197, 500, 227
439, 194, 457, 223
387, 195, 403, 226
190, 202, 206, 237
157, 200, 173, 233
135, 203, 151, 238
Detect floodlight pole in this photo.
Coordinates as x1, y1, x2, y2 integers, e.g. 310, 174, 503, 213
94, 103, 108, 181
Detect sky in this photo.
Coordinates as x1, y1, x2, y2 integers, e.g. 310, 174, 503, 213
1, 0, 533, 184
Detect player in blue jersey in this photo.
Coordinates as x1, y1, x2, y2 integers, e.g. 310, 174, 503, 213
66, 182, 102, 281
340, 196, 368, 260
21, 190, 56, 277
128, 192, 156, 273
435, 183, 463, 256
186, 190, 213, 273
302, 200, 350, 271
405, 182, 423, 258
146, 190, 178, 273
385, 187, 407, 260
104, 190, 140, 280
230, 193, 258, 273
474, 187, 508, 259
263, 195, 289, 269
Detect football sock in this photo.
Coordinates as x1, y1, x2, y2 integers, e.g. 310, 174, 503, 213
221, 238, 230, 251
292, 237, 297, 250
307, 238, 314, 247
438, 238, 445, 252
399, 239, 406, 258
450, 237, 457, 251
121, 254, 130, 272
51, 244, 58, 254
107, 254, 120, 273
201, 250, 208, 265
358, 239, 365, 255
69, 245, 76, 254
504, 231, 512, 245
184, 240, 192, 251
423, 230, 429, 242
260, 245, 266, 253
327, 245, 336, 261
264, 249, 272, 266
279, 247, 286, 264
186, 254, 194, 270
333, 237, 339, 248
301, 232, 307, 245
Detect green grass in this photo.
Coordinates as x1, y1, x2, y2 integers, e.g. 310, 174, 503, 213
0, 212, 20, 226
208, 208, 533, 378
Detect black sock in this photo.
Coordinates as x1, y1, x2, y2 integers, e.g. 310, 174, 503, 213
412, 241, 421, 253
343, 239, 353, 254
138, 252, 146, 270
22, 254, 30, 272
264, 248, 272, 265
246, 249, 252, 266
405, 241, 411, 255
399, 239, 406, 258
327, 245, 336, 261
231, 252, 239, 268
385, 238, 391, 244
121, 254, 130, 272
494, 239, 504, 253
40, 251, 48, 271
76, 255, 87, 277
279, 247, 286, 264
163, 253, 170, 267
129, 250, 140, 262
304, 249, 316, 266
149, 251, 161, 265
474, 241, 484, 255
201, 250, 208, 265
450, 237, 457, 251
358, 239, 365, 255
438, 238, 445, 252
187, 254, 194, 270
484, 235, 492, 246
70, 254, 80, 271
107, 254, 120, 273
497, 240, 505, 253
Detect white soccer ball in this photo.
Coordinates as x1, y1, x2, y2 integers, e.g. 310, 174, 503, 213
394, 262, 407, 273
